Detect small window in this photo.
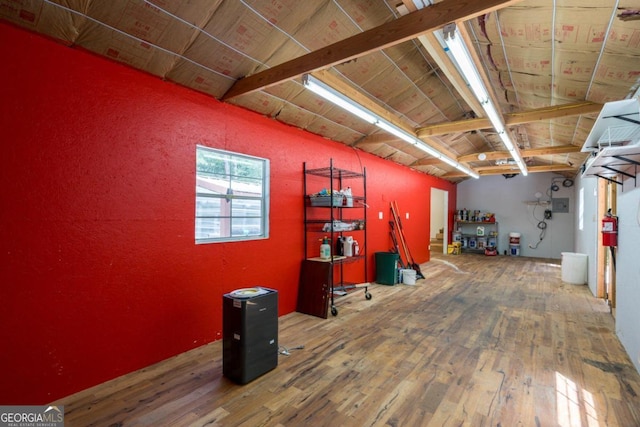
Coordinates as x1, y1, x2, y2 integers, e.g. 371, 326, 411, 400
195, 146, 270, 243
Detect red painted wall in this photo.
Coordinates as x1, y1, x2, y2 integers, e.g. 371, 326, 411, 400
0, 22, 456, 404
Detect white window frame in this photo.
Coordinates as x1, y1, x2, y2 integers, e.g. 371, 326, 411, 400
195, 145, 270, 244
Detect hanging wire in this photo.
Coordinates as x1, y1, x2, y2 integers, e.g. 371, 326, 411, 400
529, 201, 548, 249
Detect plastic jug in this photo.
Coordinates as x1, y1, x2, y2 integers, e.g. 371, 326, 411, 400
343, 236, 354, 257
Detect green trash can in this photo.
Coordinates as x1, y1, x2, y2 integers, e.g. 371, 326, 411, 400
375, 252, 399, 285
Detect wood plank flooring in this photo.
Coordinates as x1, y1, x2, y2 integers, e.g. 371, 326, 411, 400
54, 254, 640, 426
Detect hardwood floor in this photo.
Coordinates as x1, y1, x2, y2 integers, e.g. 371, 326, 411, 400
55, 254, 640, 426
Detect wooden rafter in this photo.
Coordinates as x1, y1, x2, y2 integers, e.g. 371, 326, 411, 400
443, 164, 576, 178
222, 0, 521, 100
417, 101, 603, 137
453, 24, 526, 171
457, 145, 583, 163
398, 0, 484, 117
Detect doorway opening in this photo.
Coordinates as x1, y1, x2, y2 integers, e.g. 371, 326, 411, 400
430, 189, 448, 255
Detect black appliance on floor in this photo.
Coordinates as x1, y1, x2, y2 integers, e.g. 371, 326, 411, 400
222, 287, 278, 384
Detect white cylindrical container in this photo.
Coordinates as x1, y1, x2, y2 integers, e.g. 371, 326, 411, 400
343, 236, 354, 257
561, 252, 588, 284
453, 231, 462, 242
401, 269, 416, 285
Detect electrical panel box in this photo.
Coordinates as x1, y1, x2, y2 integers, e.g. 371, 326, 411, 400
552, 198, 569, 213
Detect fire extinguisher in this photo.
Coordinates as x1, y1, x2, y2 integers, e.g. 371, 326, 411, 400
602, 209, 618, 247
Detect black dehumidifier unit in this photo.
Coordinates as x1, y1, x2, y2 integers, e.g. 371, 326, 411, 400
222, 287, 278, 384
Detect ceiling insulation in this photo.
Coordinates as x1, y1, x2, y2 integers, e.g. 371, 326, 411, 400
2, 0, 640, 182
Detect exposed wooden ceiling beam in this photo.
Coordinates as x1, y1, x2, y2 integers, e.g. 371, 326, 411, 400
453, 24, 527, 170
505, 101, 603, 126
418, 117, 491, 137
417, 101, 603, 137
398, 1, 484, 117
443, 163, 576, 178
355, 133, 400, 146
457, 145, 583, 163
412, 158, 442, 166
521, 145, 584, 157
222, 0, 522, 100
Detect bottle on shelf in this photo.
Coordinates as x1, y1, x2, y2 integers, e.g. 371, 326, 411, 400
320, 237, 331, 260
343, 236, 354, 257
335, 236, 344, 256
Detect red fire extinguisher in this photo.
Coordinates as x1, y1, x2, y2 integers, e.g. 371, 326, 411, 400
602, 209, 618, 247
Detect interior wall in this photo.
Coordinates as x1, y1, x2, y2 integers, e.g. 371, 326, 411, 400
575, 172, 640, 373
613, 182, 640, 372
0, 23, 456, 404
574, 175, 599, 295
457, 173, 575, 259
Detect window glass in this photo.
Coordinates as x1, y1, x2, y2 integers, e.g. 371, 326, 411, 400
195, 146, 269, 243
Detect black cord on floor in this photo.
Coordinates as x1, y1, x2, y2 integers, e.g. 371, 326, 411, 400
278, 345, 305, 356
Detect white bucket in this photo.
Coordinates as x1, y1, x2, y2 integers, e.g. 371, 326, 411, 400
401, 269, 417, 285
509, 244, 520, 256
561, 252, 588, 284
509, 232, 521, 244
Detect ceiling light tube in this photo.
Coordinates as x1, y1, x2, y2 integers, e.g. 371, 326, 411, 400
303, 74, 377, 124
482, 101, 505, 134
443, 32, 489, 104
498, 131, 515, 152
442, 25, 528, 177
377, 120, 477, 177
302, 74, 480, 179
413, 141, 442, 159
376, 120, 416, 144
459, 165, 480, 179
440, 156, 458, 167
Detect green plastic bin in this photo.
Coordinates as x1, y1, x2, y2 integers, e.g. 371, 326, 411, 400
375, 252, 399, 285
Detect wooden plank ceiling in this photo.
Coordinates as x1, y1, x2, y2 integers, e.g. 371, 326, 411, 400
3, 0, 640, 182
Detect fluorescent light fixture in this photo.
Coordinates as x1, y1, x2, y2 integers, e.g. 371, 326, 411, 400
376, 119, 416, 144
482, 101, 505, 134
443, 32, 489, 104
442, 25, 528, 177
498, 131, 515, 152
302, 74, 480, 179
302, 75, 377, 124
